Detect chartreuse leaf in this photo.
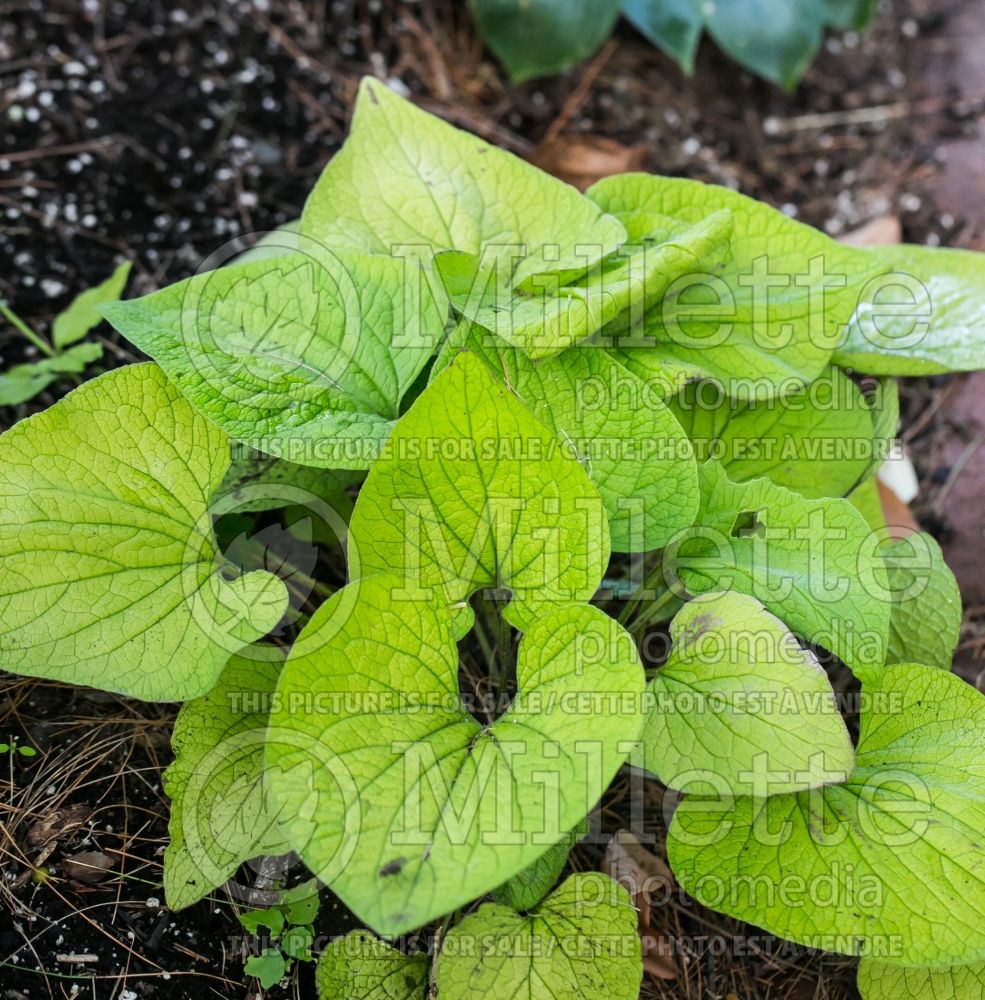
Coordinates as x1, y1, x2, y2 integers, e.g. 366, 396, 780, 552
0, 364, 287, 701
349, 352, 610, 632
164, 647, 289, 909
884, 533, 961, 669
102, 248, 447, 470
848, 476, 886, 534
491, 827, 579, 911
435, 873, 642, 1000
636, 592, 853, 794
837, 245, 985, 375
469, 0, 621, 82
317, 930, 428, 1000
433, 325, 699, 552
671, 460, 889, 676
858, 959, 985, 1000
245, 949, 287, 989
0, 341, 103, 406
667, 365, 873, 500
587, 174, 887, 399
668, 664, 985, 965
265, 574, 644, 936
301, 77, 625, 291
52, 260, 131, 348
437, 208, 733, 359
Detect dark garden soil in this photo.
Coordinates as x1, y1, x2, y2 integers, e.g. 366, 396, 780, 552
2, 0, 985, 997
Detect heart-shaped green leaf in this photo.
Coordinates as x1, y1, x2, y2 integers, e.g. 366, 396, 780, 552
670, 460, 889, 676
435, 873, 642, 1000
265, 574, 644, 936
433, 324, 699, 552
587, 174, 887, 399
349, 351, 610, 632
102, 249, 447, 469
667, 365, 875, 500
317, 930, 428, 1000
301, 78, 625, 292
0, 364, 287, 701
637, 592, 854, 794
164, 647, 289, 909
668, 664, 985, 966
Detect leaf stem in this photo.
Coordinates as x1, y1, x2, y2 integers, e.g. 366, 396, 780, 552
0, 299, 56, 358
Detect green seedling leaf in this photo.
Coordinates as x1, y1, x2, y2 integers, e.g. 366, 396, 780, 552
837, 244, 985, 375
437, 208, 733, 359
316, 930, 428, 1000
636, 592, 853, 794
102, 249, 447, 470
266, 575, 644, 936
668, 664, 985, 966
667, 365, 874, 500
490, 827, 579, 911
282, 924, 315, 962
435, 873, 642, 1000
883, 533, 961, 670
165, 648, 290, 909
587, 174, 887, 399
52, 261, 131, 349
239, 906, 286, 938
670, 460, 890, 676
0, 364, 287, 701
0, 341, 103, 406
349, 352, 610, 632
301, 78, 626, 291
858, 959, 985, 1000
245, 948, 287, 989
434, 324, 699, 552
469, 0, 621, 82
623, 0, 703, 73
283, 884, 320, 926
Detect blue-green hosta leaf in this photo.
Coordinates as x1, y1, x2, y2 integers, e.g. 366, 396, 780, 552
0, 364, 287, 701
349, 351, 610, 632
469, 0, 621, 82
667, 365, 873, 500
587, 174, 887, 399
704, 0, 823, 90
164, 647, 289, 909
102, 249, 447, 470
623, 0, 703, 73
884, 533, 961, 670
437, 208, 733, 359
435, 873, 642, 999
317, 930, 428, 1000
434, 326, 699, 552
668, 664, 985, 966
636, 592, 853, 794
0, 341, 103, 406
672, 460, 889, 676
301, 77, 626, 291
52, 260, 131, 349
265, 575, 644, 936
836, 244, 985, 375
490, 827, 579, 911
858, 959, 985, 1000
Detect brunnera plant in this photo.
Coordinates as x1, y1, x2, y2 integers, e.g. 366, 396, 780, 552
1, 77, 984, 998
